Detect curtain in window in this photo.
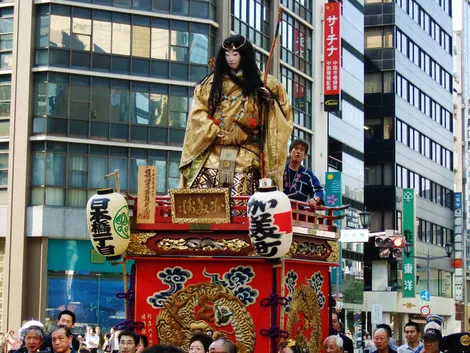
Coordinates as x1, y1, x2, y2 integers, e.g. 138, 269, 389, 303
69, 155, 88, 188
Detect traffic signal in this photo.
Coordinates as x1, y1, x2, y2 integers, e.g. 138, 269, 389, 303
375, 235, 404, 258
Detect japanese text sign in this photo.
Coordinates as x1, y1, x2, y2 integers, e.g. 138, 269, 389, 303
324, 2, 341, 111
402, 189, 415, 298
137, 166, 157, 224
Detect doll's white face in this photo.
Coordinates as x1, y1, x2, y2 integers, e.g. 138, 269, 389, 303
225, 50, 241, 70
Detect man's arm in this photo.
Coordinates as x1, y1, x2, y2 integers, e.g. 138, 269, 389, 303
305, 169, 325, 202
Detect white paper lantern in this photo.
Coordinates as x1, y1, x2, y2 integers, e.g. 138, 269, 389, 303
86, 188, 130, 258
247, 179, 293, 258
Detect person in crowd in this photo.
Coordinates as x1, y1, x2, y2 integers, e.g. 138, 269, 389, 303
45, 310, 80, 352
331, 311, 354, 353
15, 325, 45, 353
95, 328, 104, 353
142, 345, 184, 353
179, 34, 293, 195
108, 330, 119, 353
136, 336, 148, 353
85, 328, 99, 353
208, 338, 236, 353
189, 334, 212, 353
118, 331, 139, 353
368, 324, 398, 352
324, 336, 344, 353
424, 315, 443, 333
102, 334, 111, 353
51, 326, 75, 353
398, 322, 423, 353
372, 327, 397, 353
57, 311, 75, 330
283, 138, 324, 207
439, 332, 470, 353
278, 339, 301, 353
422, 329, 442, 353
7, 330, 22, 353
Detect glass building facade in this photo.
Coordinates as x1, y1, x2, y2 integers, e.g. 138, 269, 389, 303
0, 0, 332, 331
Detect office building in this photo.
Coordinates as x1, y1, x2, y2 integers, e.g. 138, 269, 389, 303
363, 0, 456, 335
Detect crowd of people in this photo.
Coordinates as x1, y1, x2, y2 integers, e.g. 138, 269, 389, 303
3, 307, 470, 353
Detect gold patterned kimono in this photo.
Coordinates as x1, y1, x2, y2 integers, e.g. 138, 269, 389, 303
179, 73, 293, 196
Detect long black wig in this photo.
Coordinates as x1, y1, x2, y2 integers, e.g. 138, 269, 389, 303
208, 35, 264, 115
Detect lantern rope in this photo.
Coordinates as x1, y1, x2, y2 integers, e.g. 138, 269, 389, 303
116, 289, 135, 301
260, 293, 289, 307
260, 326, 289, 339
114, 319, 145, 331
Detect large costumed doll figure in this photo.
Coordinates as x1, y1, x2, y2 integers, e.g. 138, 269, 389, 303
179, 34, 293, 196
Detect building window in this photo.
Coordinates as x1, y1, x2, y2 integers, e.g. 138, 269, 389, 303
396, 165, 453, 209
30, 141, 182, 207
280, 0, 313, 23
395, 73, 452, 132
281, 66, 312, 130
0, 142, 7, 205
364, 27, 393, 48
34, 4, 215, 81
46, 239, 130, 332
32, 73, 192, 145
0, 7, 13, 70
280, 13, 312, 75
365, 72, 393, 93
395, 0, 452, 54
231, 0, 270, 51
365, 164, 382, 185
396, 29, 452, 92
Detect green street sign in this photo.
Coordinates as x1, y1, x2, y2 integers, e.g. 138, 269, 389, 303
402, 188, 415, 298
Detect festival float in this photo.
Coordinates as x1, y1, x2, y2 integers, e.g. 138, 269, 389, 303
86, 167, 347, 353
85, 8, 347, 353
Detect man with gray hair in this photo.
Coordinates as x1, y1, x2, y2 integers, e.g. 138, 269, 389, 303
209, 338, 237, 353
324, 335, 344, 353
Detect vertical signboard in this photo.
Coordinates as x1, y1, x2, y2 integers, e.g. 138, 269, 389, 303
402, 189, 415, 298
326, 172, 342, 286
323, 2, 341, 111
137, 166, 157, 224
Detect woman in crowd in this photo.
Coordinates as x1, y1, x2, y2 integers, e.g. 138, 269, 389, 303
15, 326, 45, 353
188, 334, 213, 353
136, 335, 148, 353
278, 339, 301, 353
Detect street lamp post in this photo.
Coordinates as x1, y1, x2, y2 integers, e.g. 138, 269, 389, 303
404, 243, 454, 294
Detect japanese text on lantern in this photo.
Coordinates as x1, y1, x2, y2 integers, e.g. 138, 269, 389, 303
89, 197, 116, 256
248, 199, 284, 258
137, 166, 157, 224
140, 313, 154, 345
323, 3, 341, 96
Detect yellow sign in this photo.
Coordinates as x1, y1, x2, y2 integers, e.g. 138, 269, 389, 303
90, 249, 105, 264
170, 188, 230, 224
137, 166, 157, 224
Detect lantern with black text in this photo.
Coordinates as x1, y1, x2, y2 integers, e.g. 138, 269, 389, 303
247, 179, 293, 258
86, 188, 130, 259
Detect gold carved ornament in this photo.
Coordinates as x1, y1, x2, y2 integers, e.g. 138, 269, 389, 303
127, 233, 156, 256
156, 283, 255, 353
156, 238, 250, 252
326, 241, 339, 262
286, 285, 322, 353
